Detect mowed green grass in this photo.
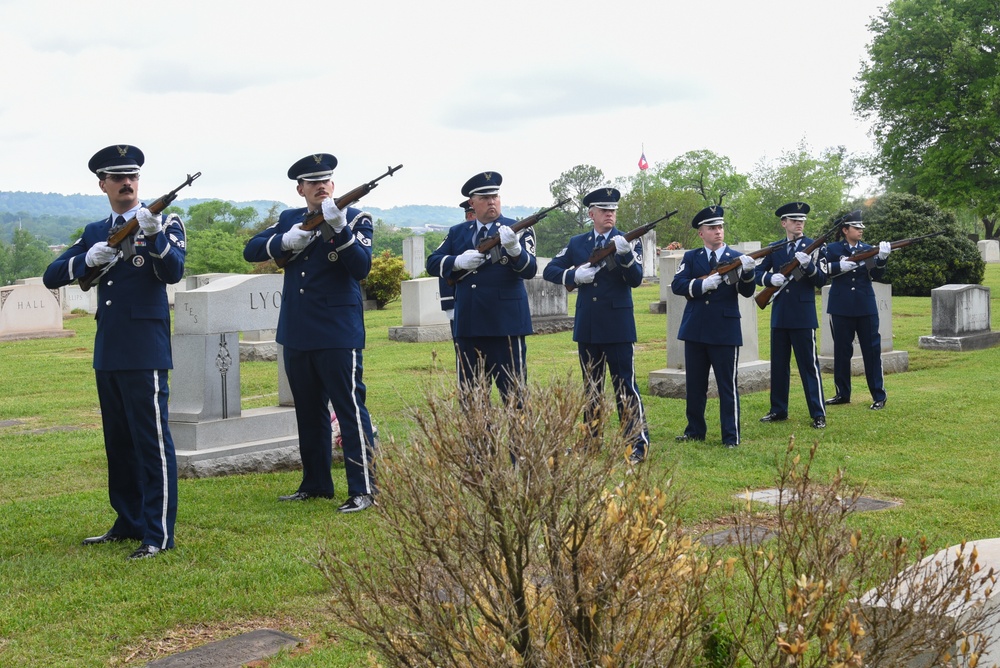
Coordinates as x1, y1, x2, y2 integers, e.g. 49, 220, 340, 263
2, 267, 999, 666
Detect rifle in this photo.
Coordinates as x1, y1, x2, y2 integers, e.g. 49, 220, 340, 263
700, 243, 784, 284
274, 164, 403, 268
566, 209, 678, 292
753, 221, 840, 310
78, 172, 201, 292
836, 230, 945, 270
448, 198, 571, 285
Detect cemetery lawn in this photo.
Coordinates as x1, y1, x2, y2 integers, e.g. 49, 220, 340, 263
1, 266, 999, 666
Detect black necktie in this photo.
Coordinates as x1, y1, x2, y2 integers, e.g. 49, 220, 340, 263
708, 251, 717, 269
113, 215, 126, 230
475, 226, 487, 246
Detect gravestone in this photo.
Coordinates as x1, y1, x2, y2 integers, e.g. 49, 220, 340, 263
860, 538, 1000, 667
647, 251, 770, 398
170, 274, 299, 478
527, 258, 573, 334
388, 277, 452, 342
17, 276, 99, 315
402, 235, 426, 278
818, 282, 909, 375
0, 284, 74, 341
641, 229, 657, 279
978, 239, 1000, 264
918, 284, 1000, 351
144, 628, 302, 668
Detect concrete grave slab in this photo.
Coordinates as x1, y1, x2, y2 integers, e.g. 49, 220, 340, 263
144, 628, 302, 668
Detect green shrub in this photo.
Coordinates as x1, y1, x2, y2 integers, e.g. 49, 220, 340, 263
861, 193, 985, 296
364, 250, 409, 309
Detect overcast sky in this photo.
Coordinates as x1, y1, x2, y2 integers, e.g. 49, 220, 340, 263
0, 0, 886, 210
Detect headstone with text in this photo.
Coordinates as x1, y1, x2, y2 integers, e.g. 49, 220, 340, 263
978, 239, 1000, 264
918, 284, 1000, 351
170, 274, 299, 478
402, 235, 425, 278
526, 257, 573, 334
0, 284, 74, 341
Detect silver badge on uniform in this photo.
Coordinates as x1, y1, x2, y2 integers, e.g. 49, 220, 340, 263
525, 234, 536, 256
358, 232, 371, 246
328, 251, 339, 262
555, 247, 567, 258
675, 262, 685, 274
500, 256, 509, 265
132, 256, 145, 267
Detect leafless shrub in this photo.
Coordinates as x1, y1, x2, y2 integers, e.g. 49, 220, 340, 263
716, 438, 999, 668
318, 369, 718, 667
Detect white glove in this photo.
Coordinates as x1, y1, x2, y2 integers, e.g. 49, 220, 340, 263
795, 251, 811, 267
85, 241, 118, 267
137, 208, 162, 236
769, 272, 786, 287
454, 249, 487, 271
702, 274, 723, 292
499, 225, 521, 258
574, 262, 597, 285
878, 241, 892, 260
281, 223, 315, 252
613, 236, 631, 255
321, 198, 348, 233
738, 254, 755, 277
839, 260, 858, 273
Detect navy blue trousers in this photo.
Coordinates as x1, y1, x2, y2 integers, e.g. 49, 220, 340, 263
829, 314, 886, 402
95, 369, 177, 550
578, 342, 649, 457
770, 328, 826, 418
455, 335, 526, 405
683, 342, 741, 445
284, 347, 376, 498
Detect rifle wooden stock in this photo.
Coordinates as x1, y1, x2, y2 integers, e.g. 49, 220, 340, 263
566, 209, 679, 293
699, 244, 780, 281
447, 198, 571, 286
78, 171, 201, 292
840, 230, 945, 265
754, 223, 839, 310
273, 164, 403, 269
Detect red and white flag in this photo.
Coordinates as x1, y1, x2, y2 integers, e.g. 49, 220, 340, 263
638, 151, 649, 171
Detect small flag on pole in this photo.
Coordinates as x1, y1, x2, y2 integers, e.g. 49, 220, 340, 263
638, 150, 648, 171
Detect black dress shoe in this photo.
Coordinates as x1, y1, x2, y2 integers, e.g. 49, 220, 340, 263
675, 434, 705, 442
82, 531, 134, 546
812, 416, 826, 429
127, 545, 163, 560
825, 395, 850, 406
723, 442, 739, 449
759, 411, 788, 423
279, 491, 334, 501
870, 400, 886, 410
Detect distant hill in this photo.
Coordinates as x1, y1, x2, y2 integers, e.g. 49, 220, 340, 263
0, 190, 543, 244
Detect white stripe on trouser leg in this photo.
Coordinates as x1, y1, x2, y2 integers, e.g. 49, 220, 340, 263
809, 330, 826, 410
729, 347, 740, 444
349, 349, 372, 493
626, 344, 648, 447
153, 370, 170, 549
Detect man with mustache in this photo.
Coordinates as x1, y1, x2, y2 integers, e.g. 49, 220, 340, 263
43, 144, 186, 559
243, 153, 377, 513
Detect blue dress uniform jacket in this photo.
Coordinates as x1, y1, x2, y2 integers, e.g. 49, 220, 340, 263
671, 246, 756, 345
823, 240, 886, 317
244, 206, 371, 350
671, 246, 755, 445
244, 206, 377, 499
43, 211, 185, 551
543, 229, 642, 344
755, 237, 828, 419
426, 216, 536, 338
544, 229, 649, 457
822, 240, 888, 403
43, 212, 186, 370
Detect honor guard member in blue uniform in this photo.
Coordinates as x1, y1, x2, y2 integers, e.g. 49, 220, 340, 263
426, 171, 537, 403
670, 206, 757, 447
243, 153, 377, 512
543, 187, 649, 464
438, 200, 478, 340
822, 210, 892, 410
43, 145, 184, 559
755, 202, 828, 429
